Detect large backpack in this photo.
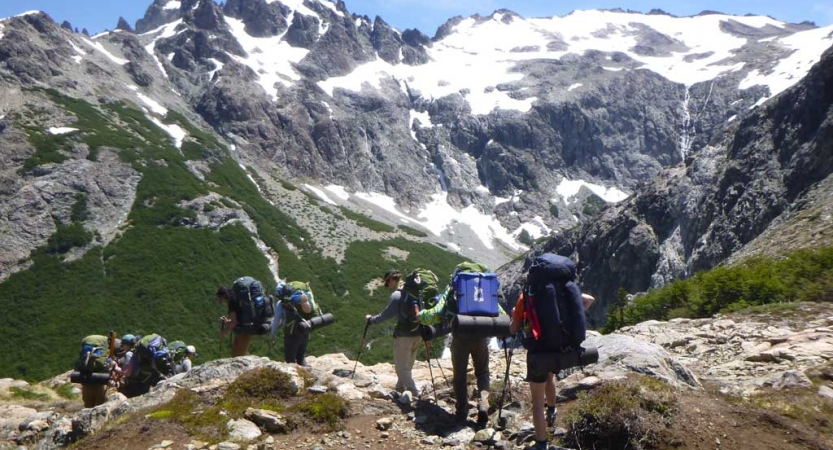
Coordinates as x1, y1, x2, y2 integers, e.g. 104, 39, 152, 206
132, 334, 174, 384
233, 276, 275, 335
75, 335, 109, 374
452, 262, 500, 317
524, 253, 586, 352
397, 269, 439, 333
168, 341, 188, 363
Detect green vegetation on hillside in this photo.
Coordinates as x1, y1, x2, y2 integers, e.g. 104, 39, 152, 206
338, 206, 396, 233
398, 224, 429, 237
604, 247, 833, 332
0, 91, 464, 380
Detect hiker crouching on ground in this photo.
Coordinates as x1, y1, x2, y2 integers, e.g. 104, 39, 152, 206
273, 281, 320, 366
509, 253, 588, 450
365, 270, 422, 404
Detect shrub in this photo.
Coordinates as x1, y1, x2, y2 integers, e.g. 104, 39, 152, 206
338, 207, 395, 233
564, 377, 677, 450
607, 247, 833, 330
582, 193, 607, 216
226, 367, 297, 401
549, 204, 560, 217
55, 382, 78, 400
518, 229, 534, 246
44, 222, 93, 255
293, 393, 347, 430
398, 224, 428, 237
71, 193, 89, 222
10, 387, 50, 401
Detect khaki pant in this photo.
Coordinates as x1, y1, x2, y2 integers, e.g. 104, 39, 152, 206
232, 333, 253, 357
451, 334, 490, 415
393, 335, 422, 394
81, 384, 107, 408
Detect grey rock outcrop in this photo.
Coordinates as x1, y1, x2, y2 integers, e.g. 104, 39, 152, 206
500, 45, 833, 326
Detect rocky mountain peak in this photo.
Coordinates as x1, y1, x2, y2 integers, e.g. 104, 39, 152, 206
115, 16, 134, 33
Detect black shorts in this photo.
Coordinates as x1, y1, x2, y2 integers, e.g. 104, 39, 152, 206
525, 352, 561, 383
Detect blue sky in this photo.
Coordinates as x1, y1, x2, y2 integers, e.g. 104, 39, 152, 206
1, 0, 831, 35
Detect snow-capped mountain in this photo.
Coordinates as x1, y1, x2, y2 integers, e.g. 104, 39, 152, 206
1, 0, 832, 275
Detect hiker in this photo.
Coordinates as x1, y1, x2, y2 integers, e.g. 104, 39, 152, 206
115, 334, 136, 367
176, 345, 197, 374
73, 335, 112, 408
121, 333, 175, 398
216, 276, 275, 357
509, 254, 587, 450
364, 269, 425, 404
168, 340, 196, 374
417, 262, 504, 424
272, 281, 320, 366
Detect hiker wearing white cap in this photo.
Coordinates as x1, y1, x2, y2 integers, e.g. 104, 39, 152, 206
179, 345, 196, 374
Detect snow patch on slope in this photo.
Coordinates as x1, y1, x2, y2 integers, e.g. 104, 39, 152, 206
48, 127, 78, 135
81, 37, 129, 65
137, 93, 168, 116
317, 10, 828, 114
556, 178, 629, 204
739, 25, 833, 99
324, 185, 351, 201
225, 16, 309, 100
149, 117, 186, 149
304, 184, 338, 205
142, 19, 183, 79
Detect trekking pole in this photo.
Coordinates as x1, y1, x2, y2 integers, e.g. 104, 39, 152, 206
496, 337, 515, 428
424, 342, 438, 400
351, 320, 371, 379
426, 341, 450, 387
219, 319, 225, 358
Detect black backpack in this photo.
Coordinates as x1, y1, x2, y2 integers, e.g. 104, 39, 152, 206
524, 253, 586, 352
396, 269, 439, 335
233, 276, 274, 335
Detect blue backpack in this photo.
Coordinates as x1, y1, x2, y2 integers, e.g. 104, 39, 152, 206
452, 262, 500, 317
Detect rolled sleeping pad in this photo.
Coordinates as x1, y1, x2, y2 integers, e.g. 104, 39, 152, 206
421, 321, 453, 341
70, 371, 111, 385
453, 314, 511, 338
299, 313, 336, 332
552, 345, 600, 372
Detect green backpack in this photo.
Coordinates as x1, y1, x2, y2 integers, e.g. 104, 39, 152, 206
454, 261, 490, 275
168, 341, 188, 363
398, 268, 440, 331
132, 334, 174, 384
76, 335, 109, 374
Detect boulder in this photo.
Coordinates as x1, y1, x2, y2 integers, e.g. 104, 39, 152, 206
226, 419, 261, 442
584, 334, 701, 389
243, 408, 287, 434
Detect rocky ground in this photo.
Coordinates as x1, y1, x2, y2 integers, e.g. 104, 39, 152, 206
2, 303, 831, 450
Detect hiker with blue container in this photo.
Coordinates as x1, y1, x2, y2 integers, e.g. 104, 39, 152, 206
417, 262, 509, 425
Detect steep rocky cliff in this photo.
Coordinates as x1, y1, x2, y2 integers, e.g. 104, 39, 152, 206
498, 45, 833, 327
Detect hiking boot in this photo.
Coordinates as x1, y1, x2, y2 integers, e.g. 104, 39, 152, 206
399, 391, 413, 406
545, 406, 557, 428
477, 391, 490, 425
528, 440, 549, 450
